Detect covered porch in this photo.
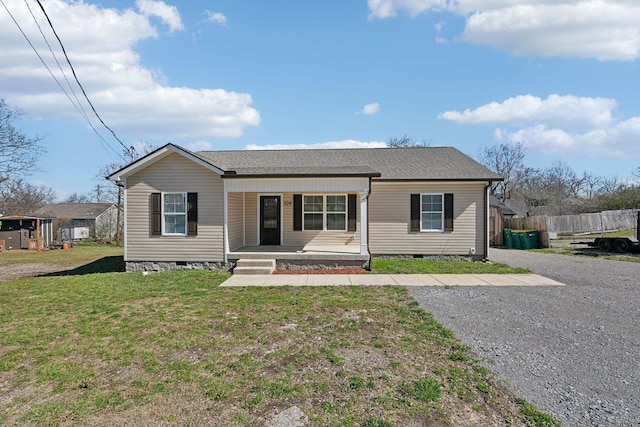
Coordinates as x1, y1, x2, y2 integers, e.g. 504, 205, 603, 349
222, 175, 374, 269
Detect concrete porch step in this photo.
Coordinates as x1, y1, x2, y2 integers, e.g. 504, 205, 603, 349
233, 259, 276, 275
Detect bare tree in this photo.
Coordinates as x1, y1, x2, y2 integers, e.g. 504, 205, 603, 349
63, 193, 93, 203
93, 142, 156, 202
477, 142, 525, 201
0, 99, 44, 184
94, 142, 156, 246
581, 172, 603, 200
0, 178, 55, 215
516, 167, 548, 216
386, 135, 431, 148
599, 176, 621, 195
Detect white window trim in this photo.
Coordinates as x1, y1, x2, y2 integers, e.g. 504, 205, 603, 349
162, 192, 188, 236
302, 194, 348, 232
420, 193, 444, 232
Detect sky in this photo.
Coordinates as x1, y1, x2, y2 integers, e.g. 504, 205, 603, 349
1, 0, 640, 201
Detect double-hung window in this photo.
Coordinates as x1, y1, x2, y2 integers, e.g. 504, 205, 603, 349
410, 193, 454, 232
163, 192, 187, 235
421, 194, 443, 231
151, 192, 198, 236
303, 194, 347, 231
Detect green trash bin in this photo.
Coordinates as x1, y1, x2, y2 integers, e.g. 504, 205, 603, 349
504, 228, 513, 248
511, 230, 524, 249
521, 230, 539, 249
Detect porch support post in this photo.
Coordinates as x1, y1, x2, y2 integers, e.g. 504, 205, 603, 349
359, 190, 368, 255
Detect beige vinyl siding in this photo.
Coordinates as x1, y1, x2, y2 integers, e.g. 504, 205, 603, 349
369, 182, 487, 257
236, 192, 360, 252
227, 193, 244, 251
245, 193, 258, 245
125, 153, 224, 262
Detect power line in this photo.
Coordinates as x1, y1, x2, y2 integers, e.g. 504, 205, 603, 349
0, 0, 124, 162
23, 1, 88, 124
19, 0, 122, 161
35, 0, 131, 155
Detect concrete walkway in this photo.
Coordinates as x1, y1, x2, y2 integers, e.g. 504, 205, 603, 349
220, 273, 565, 287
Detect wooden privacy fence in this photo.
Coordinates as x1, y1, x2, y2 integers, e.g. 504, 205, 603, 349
547, 209, 639, 236
489, 206, 505, 246
502, 209, 640, 248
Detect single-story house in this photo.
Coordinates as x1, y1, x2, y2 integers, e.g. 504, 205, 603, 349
34, 203, 120, 240
107, 144, 502, 272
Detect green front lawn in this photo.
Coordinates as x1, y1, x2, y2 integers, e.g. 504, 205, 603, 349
0, 245, 553, 426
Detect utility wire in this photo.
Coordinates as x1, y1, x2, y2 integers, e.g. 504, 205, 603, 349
19, 0, 122, 161
35, 0, 131, 155
0, 0, 123, 162
23, 1, 89, 126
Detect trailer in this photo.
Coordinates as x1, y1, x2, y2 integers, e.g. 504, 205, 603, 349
572, 212, 640, 254
586, 236, 640, 253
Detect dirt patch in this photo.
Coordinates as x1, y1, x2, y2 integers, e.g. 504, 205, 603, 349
0, 263, 62, 282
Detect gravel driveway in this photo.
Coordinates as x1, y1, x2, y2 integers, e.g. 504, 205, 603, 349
408, 248, 640, 426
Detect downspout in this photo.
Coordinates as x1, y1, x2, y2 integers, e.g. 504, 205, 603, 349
484, 182, 491, 261
366, 177, 373, 271
223, 179, 228, 264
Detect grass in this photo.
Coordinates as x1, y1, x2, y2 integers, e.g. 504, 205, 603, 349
0, 240, 124, 272
517, 398, 562, 427
0, 244, 558, 426
531, 230, 640, 263
371, 258, 530, 274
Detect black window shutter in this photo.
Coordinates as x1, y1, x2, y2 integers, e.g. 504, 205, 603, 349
151, 193, 161, 236
444, 193, 454, 232
293, 194, 302, 231
187, 193, 198, 236
410, 194, 420, 232
347, 194, 357, 232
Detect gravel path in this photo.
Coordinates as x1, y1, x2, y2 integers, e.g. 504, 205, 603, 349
408, 249, 640, 426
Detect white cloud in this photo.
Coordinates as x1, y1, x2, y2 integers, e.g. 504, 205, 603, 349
360, 102, 380, 115
442, 94, 640, 158
245, 140, 388, 150
135, 0, 184, 33
368, 1, 640, 61
203, 10, 228, 26
434, 21, 448, 44
461, 2, 640, 61
368, 0, 445, 19
494, 123, 639, 158
439, 94, 616, 129
186, 140, 214, 151
0, 0, 259, 140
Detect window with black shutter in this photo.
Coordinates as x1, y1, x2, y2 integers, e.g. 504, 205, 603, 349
411, 193, 454, 232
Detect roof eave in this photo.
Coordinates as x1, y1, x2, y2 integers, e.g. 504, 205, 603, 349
373, 177, 504, 182
222, 172, 382, 179
106, 143, 225, 182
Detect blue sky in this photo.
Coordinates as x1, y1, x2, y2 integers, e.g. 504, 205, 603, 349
2, 0, 640, 200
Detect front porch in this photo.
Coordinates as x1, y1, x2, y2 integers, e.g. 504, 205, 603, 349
227, 245, 370, 272
223, 176, 373, 270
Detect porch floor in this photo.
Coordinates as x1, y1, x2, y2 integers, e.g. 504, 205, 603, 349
228, 245, 369, 261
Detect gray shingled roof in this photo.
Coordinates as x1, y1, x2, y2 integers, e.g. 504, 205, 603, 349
195, 147, 502, 181
34, 203, 114, 219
